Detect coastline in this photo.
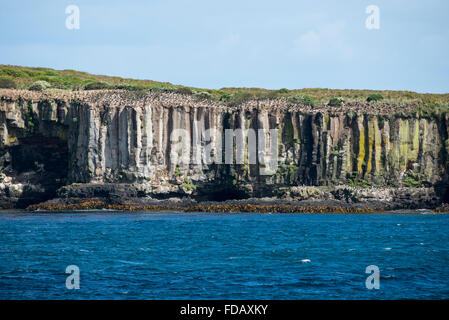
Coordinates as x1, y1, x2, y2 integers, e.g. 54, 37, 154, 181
2, 88, 449, 215
23, 199, 448, 214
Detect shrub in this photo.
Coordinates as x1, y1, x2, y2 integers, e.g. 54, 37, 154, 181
260, 91, 280, 99
84, 81, 110, 90
0, 77, 17, 89
289, 94, 315, 106
367, 93, 384, 102
29, 80, 51, 91
176, 87, 193, 95
227, 91, 254, 106
115, 83, 141, 90
328, 97, 344, 107
218, 92, 232, 102
0, 67, 27, 78
193, 90, 212, 100
149, 84, 177, 92
277, 88, 289, 94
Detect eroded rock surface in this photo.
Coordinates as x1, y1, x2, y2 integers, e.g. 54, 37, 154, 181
1, 89, 448, 209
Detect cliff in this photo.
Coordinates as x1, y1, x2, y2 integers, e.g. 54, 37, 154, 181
1, 89, 448, 209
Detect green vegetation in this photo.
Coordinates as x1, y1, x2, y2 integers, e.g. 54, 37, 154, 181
328, 97, 344, 107
182, 178, 196, 191
218, 91, 232, 102
174, 166, 183, 177
289, 93, 315, 106
276, 163, 299, 178
404, 170, 423, 187
0, 76, 17, 88
1, 65, 449, 108
413, 98, 449, 117
193, 90, 213, 100
226, 91, 255, 106
29, 80, 51, 91
176, 87, 193, 95
349, 178, 371, 188
367, 93, 384, 102
84, 81, 110, 90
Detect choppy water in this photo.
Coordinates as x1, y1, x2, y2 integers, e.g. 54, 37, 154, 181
0, 211, 448, 299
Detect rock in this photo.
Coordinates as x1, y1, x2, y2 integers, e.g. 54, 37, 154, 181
0, 89, 448, 209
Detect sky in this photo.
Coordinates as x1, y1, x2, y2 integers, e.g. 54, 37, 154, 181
0, 0, 448, 93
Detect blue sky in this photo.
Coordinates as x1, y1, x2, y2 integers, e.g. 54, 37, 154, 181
0, 0, 448, 93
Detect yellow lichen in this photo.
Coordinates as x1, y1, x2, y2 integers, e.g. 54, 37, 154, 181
366, 117, 375, 174
399, 119, 410, 171
357, 117, 365, 174
374, 117, 382, 173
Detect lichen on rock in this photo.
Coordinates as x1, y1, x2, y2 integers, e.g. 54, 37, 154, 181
0, 88, 448, 210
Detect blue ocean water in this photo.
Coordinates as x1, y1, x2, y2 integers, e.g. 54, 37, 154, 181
0, 211, 448, 299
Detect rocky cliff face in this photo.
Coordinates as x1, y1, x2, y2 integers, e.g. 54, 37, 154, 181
1, 89, 448, 208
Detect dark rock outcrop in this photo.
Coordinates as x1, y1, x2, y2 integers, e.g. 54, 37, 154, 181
1, 89, 448, 209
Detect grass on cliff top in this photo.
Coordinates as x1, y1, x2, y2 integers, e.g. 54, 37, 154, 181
1, 64, 449, 108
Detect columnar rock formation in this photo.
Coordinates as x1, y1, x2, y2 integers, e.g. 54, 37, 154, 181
0, 89, 447, 208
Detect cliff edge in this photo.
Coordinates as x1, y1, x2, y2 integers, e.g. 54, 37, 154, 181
1, 88, 448, 210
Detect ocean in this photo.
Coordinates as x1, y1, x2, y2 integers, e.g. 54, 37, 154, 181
0, 211, 448, 299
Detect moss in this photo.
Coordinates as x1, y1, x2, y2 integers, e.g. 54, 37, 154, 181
174, 166, 183, 176
182, 178, 196, 191
403, 170, 423, 187
349, 178, 371, 188
276, 163, 299, 182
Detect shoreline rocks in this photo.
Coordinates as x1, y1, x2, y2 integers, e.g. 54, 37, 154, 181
24, 183, 443, 212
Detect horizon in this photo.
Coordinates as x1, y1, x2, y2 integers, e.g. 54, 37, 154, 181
0, 1, 448, 94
